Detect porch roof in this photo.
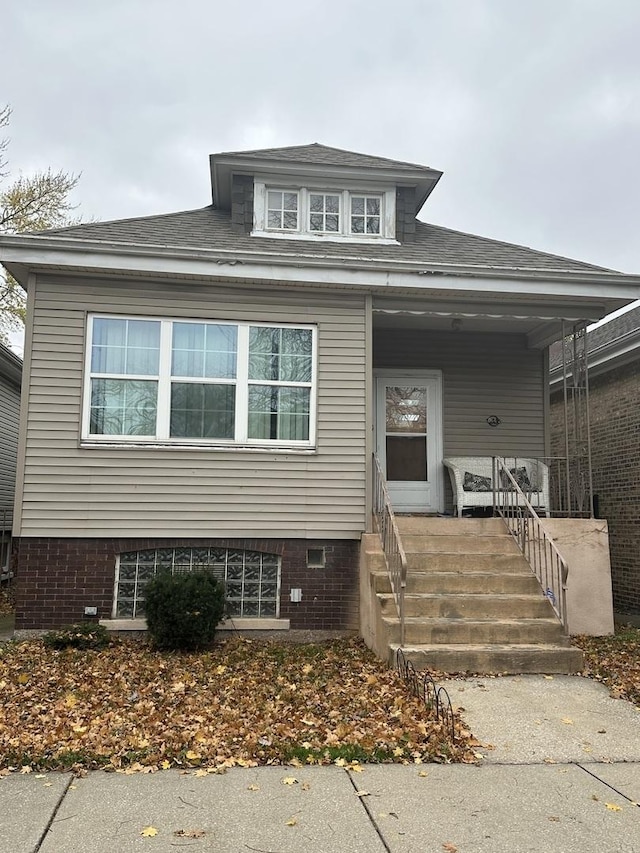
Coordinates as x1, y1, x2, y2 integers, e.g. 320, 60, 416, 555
371, 295, 620, 348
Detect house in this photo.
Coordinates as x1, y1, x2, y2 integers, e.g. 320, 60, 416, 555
1, 143, 639, 670
0, 341, 22, 580
550, 306, 640, 625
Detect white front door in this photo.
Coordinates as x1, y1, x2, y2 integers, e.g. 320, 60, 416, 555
375, 373, 443, 513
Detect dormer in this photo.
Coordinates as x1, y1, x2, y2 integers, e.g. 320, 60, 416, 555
209, 143, 442, 244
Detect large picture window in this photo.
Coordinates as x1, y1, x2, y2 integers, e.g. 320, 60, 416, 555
84, 316, 316, 446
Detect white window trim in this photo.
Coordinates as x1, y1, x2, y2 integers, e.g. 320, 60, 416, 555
82, 314, 317, 449
252, 179, 398, 244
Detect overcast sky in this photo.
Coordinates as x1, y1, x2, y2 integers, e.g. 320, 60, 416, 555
4, 0, 640, 277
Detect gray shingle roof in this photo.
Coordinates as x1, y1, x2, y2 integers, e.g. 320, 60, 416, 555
213, 143, 437, 173
549, 305, 640, 370
41, 206, 613, 274
585, 305, 640, 351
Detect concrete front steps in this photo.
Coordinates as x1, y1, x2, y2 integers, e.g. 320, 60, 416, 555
367, 516, 582, 674
389, 643, 583, 674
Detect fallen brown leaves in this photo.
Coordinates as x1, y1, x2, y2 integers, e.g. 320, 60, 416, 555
0, 637, 476, 771
574, 625, 640, 707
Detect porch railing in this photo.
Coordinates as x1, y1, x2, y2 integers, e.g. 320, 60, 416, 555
544, 455, 593, 518
492, 456, 569, 631
373, 453, 408, 647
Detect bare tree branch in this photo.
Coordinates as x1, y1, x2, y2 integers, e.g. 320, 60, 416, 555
0, 104, 11, 179
0, 105, 81, 343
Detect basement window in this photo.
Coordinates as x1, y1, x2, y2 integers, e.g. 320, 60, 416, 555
306, 547, 326, 568
114, 547, 281, 619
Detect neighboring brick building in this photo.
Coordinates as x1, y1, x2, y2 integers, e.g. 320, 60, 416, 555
550, 307, 640, 621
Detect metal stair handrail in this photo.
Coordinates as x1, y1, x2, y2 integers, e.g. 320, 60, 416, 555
373, 453, 408, 647
492, 456, 569, 631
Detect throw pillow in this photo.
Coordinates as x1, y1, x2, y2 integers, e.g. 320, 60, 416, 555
500, 466, 531, 490
463, 472, 492, 492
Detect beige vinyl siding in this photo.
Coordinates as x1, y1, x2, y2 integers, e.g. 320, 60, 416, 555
374, 329, 545, 457
0, 374, 20, 530
20, 275, 367, 538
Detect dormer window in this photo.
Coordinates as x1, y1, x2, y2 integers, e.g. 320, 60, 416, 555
309, 193, 340, 233
351, 195, 380, 235
253, 181, 396, 244
267, 191, 298, 230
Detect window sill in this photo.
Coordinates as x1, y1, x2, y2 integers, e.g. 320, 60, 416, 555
100, 618, 291, 632
251, 229, 399, 246
81, 441, 316, 454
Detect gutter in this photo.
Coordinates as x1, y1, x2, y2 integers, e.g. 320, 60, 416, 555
2, 231, 640, 287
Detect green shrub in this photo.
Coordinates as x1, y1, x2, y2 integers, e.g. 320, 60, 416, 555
42, 622, 111, 651
144, 572, 225, 651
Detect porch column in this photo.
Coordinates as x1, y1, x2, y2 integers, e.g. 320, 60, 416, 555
560, 320, 594, 518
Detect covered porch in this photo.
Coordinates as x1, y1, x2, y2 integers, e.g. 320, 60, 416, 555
370, 294, 599, 519
362, 292, 620, 671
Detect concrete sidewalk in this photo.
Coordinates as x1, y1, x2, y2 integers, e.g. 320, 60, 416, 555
441, 674, 640, 764
1, 676, 638, 852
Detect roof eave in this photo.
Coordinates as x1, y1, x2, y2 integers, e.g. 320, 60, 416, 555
2, 235, 640, 333
415, 170, 443, 212
3, 232, 640, 288
209, 153, 443, 213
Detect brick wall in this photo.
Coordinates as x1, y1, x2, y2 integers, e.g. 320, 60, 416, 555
12, 537, 360, 631
550, 359, 640, 615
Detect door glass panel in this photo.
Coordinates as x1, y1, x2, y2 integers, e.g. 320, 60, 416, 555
384, 386, 428, 481
386, 436, 427, 481
385, 387, 427, 433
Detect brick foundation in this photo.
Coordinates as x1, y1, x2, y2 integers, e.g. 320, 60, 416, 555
551, 359, 640, 615
12, 537, 360, 631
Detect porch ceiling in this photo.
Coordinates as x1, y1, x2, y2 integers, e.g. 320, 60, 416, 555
372, 297, 614, 348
